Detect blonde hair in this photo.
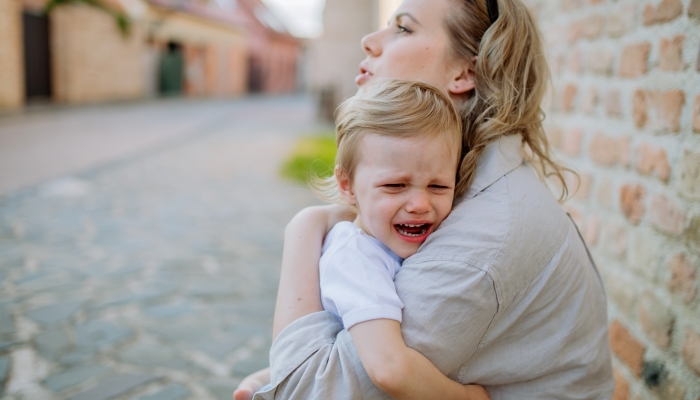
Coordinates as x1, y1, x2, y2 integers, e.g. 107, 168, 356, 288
445, 0, 574, 200
312, 79, 463, 204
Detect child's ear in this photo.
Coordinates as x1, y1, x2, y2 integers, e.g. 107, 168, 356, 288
335, 168, 357, 205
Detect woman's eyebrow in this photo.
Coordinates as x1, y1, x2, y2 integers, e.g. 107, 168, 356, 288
394, 12, 422, 26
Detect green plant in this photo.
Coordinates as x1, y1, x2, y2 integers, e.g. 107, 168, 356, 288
44, 0, 131, 36
281, 134, 337, 184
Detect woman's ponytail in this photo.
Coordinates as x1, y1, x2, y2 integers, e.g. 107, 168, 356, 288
445, 0, 574, 200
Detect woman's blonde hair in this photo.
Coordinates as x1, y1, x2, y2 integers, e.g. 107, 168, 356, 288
312, 79, 462, 204
445, 0, 574, 200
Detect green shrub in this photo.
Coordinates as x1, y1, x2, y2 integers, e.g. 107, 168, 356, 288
281, 134, 337, 184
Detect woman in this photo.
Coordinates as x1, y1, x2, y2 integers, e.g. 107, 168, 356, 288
253, 0, 614, 398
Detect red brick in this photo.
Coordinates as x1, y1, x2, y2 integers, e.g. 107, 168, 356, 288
567, 49, 583, 73
547, 125, 563, 150
612, 369, 629, 400
601, 221, 627, 257
620, 43, 651, 78
688, 0, 700, 18
588, 48, 614, 75
638, 291, 674, 348
608, 4, 635, 37
659, 35, 685, 72
590, 0, 605, 4
655, 90, 685, 133
606, 89, 622, 117
636, 143, 671, 182
567, 20, 584, 44
633, 89, 647, 128
643, 0, 683, 25
562, 83, 578, 112
649, 194, 686, 235
639, 90, 686, 132
584, 214, 599, 245
620, 184, 646, 224
609, 320, 645, 376
608, 271, 638, 315
681, 150, 700, 200
693, 95, 700, 132
563, 128, 584, 156
581, 87, 598, 114
582, 14, 606, 39
682, 328, 700, 376
668, 254, 697, 303
589, 133, 630, 166
597, 179, 614, 208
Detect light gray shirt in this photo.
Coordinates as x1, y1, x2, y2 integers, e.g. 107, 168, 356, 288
255, 134, 614, 400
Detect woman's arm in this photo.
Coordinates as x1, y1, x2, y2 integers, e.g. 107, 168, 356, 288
272, 205, 355, 340
350, 320, 490, 400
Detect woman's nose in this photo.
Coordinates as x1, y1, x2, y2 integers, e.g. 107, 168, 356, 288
361, 30, 382, 57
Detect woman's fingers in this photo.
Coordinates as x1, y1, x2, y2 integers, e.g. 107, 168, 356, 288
233, 388, 254, 400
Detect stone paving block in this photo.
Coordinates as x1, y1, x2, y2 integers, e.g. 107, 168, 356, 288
231, 349, 270, 377
27, 301, 82, 325
35, 329, 72, 361
118, 341, 201, 371
137, 383, 190, 400
0, 341, 18, 352
43, 364, 110, 392
191, 337, 246, 360
0, 308, 14, 335
69, 373, 159, 400
0, 356, 9, 394
143, 302, 193, 318
59, 348, 96, 366
74, 320, 131, 350
204, 378, 241, 400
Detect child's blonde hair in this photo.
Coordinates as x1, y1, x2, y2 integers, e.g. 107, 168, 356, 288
312, 79, 463, 205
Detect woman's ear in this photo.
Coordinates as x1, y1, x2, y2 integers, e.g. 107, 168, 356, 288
447, 68, 475, 95
336, 168, 357, 205
447, 58, 476, 95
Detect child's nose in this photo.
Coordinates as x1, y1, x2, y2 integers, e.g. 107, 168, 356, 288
405, 191, 431, 214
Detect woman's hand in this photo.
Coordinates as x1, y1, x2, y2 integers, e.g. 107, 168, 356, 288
232, 367, 270, 400
272, 205, 355, 340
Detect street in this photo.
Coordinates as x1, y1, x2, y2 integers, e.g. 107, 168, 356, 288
0, 95, 326, 400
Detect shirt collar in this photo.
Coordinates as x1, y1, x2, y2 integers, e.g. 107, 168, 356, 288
465, 134, 524, 199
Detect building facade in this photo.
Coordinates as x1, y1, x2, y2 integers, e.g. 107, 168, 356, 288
0, 0, 300, 110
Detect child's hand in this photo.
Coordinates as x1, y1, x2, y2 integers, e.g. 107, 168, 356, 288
463, 384, 490, 400
233, 367, 270, 400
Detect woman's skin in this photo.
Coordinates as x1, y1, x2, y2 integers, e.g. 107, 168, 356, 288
235, 0, 491, 398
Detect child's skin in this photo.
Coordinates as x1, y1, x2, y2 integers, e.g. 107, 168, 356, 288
234, 133, 489, 400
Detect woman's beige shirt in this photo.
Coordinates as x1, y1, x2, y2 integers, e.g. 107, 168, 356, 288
257, 134, 614, 400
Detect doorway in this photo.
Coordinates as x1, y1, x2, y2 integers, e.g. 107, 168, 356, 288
22, 12, 52, 102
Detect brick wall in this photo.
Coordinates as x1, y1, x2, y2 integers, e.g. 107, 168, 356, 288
50, 4, 145, 104
526, 0, 700, 398
0, 0, 24, 109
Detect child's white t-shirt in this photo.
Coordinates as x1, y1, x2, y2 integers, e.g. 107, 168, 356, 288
320, 221, 404, 329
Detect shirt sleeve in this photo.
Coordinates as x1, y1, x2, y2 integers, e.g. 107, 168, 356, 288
259, 260, 498, 399
321, 244, 403, 329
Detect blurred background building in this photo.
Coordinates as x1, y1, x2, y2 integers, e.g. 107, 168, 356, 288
0, 0, 301, 109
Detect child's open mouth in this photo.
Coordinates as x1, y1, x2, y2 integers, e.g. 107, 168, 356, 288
394, 223, 433, 243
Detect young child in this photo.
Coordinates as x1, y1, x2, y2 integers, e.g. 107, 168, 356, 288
235, 80, 489, 400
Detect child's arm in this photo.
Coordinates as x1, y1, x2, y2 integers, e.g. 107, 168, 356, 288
272, 205, 355, 340
350, 320, 490, 400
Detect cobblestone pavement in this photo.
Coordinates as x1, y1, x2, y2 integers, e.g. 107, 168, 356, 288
0, 95, 327, 400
